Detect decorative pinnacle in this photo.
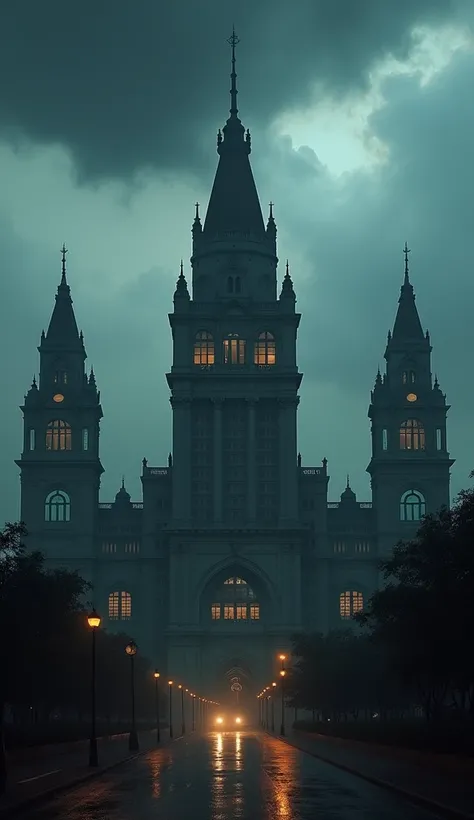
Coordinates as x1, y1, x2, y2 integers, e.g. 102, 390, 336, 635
403, 241, 411, 283
61, 243, 68, 282
195, 202, 200, 220
269, 202, 274, 219
227, 26, 240, 118
346, 474, 350, 489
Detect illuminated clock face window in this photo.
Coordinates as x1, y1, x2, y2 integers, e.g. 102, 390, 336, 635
53, 393, 65, 403
406, 393, 417, 402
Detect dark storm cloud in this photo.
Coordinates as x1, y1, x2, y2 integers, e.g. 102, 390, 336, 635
0, 0, 465, 183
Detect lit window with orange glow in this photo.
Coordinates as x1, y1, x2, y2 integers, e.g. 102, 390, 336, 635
46, 420, 71, 451
249, 604, 260, 620
223, 333, 245, 365
254, 332, 276, 365
399, 419, 425, 450
108, 590, 132, 620
211, 603, 221, 619
236, 605, 247, 619
224, 604, 235, 619
194, 331, 215, 365
339, 590, 363, 620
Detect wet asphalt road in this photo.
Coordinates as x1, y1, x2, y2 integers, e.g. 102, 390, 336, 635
22, 731, 444, 819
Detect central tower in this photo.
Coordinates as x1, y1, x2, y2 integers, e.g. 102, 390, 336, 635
164, 33, 304, 695
167, 31, 302, 529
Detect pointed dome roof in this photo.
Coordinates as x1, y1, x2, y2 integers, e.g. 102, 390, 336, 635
390, 243, 425, 344
340, 476, 356, 502
202, 30, 265, 240
43, 245, 85, 353
114, 477, 131, 507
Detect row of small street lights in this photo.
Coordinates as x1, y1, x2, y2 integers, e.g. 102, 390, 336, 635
87, 610, 218, 768
257, 653, 288, 736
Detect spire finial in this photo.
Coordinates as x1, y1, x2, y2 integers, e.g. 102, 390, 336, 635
60, 243, 68, 282
346, 474, 350, 489
121, 475, 125, 490
285, 259, 290, 277
269, 201, 274, 219
195, 202, 200, 219
180, 259, 184, 277
403, 241, 411, 283
227, 26, 240, 118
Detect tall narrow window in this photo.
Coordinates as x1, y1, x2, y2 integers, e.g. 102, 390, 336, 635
54, 370, 68, 385
254, 332, 276, 365
46, 420, 72, 451
29, 429, 36, 451
82, 428, 89, 451
227, 276, 233, 293
399, 419, 425, 450
410, 371, 416, 383
223, 334, 245, 365
44, 490, 71, 522
402, 371, 408, 384
194, 331, 215, 365
382, 429, 388, 451
339, 590, 364, 619
108, 590, 132, 620
211, 604, 221, 620
436, 428, 442, 451
400, 489, 426, 521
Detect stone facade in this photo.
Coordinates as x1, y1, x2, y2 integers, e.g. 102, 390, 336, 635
15, 48, 454, 701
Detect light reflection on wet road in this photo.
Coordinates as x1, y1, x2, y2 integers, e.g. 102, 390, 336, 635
23, 731, 443, 819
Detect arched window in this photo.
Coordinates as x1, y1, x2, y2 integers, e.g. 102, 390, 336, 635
210, 576, 260, 621
194, 331, 215, 365
400, 489, 426, 521
399, 419, 425, 450
108, 590, 132, 620
254, 331, 276, 366
402, 370, 416, 384
46, 420, 71, 451
223, 333, 245, 365
29, 429, 36, 451
44, 490, 71, 522
339, 590, 364, 619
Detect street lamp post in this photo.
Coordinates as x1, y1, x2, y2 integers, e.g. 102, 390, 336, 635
271, 682, 277, 732
87, 609, 101, 767
280, 669, 286, 736
178, 685, 185, 735
191, 694, 195, 732
125, 641, 139, 752
153, 671, 161, 744
168, 680, 174, 738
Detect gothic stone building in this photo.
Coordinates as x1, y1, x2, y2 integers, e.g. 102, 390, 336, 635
16, 44, 454, 700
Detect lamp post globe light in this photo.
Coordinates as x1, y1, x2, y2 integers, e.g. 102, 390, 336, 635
87, 609, 101, 767
271, 682, 277, 732
279, 669, 286, 736
125, 641, 139, 752
153, 671, 161, 744
168, 680, 174, 738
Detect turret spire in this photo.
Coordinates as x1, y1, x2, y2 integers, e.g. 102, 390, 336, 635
390, 242, 424, 344
202, 31, 265, 240
42, 246, 84, 352
228, 26, 239, 119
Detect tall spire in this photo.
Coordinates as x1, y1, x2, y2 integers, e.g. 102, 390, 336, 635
42, 245, 84, 351
202, 30, 265, 240
390, 242, 424, 344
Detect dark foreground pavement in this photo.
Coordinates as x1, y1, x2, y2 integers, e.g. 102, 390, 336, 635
3, 730, 465, 820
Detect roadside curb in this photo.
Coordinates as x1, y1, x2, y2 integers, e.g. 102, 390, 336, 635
0, 735, 186, 819
268, 732, 474, 820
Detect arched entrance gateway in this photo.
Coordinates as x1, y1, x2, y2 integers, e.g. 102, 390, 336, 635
192, 564, 281, 707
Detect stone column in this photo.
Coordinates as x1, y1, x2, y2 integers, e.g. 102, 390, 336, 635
213, 398, 223, 523
246, 398, 257, 522
171, 397, 191, 523
278, 397, 299, 522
